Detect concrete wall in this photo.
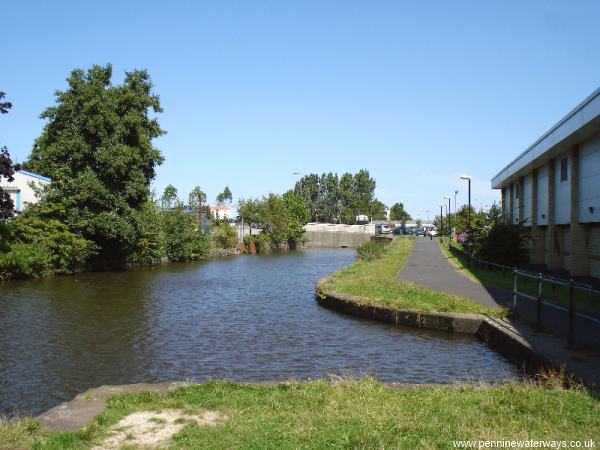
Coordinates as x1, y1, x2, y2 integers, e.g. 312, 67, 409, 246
579, 133, 600, 223
554, 156, 571, 225
536, 165, 549, 225
303, 223, 375, 248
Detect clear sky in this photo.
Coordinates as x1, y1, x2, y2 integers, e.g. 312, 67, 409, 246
2, 1, 599, 220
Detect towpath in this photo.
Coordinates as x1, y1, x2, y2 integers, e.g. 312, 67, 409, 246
397, 237, 512, 308
397, 236, 600, 387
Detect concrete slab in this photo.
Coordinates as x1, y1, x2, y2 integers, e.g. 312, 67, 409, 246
37, 382, 183, 432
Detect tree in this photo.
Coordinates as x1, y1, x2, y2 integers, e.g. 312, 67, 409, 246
161, 184, 178, 209
471, 203, 529, 266
188, 186, 207, 212
0, 92, 19, 223
23, 65, 165, 269
293, 169, 377, 224
216, 186, 232, 206
390, 202, 411, 225
369, 200, 387, 220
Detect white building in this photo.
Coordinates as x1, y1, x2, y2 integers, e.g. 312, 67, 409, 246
0, 170, 51, 212
492, 87, 600, 280
208, 206, 233, 220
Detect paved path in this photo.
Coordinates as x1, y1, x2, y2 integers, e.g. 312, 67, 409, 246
397, 237, 512, 309
397, 236, 600, 362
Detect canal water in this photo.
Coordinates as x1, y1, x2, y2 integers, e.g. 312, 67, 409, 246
0, 249, 518, 416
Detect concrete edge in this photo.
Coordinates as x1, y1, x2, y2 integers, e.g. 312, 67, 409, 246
316, 278, 484, 334
315, 280, 567, 379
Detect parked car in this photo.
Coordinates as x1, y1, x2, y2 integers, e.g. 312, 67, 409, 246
375, 224, 391, 235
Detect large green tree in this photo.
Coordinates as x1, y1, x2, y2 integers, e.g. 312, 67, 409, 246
390, 202, 411, 224
24, 65, 165, 269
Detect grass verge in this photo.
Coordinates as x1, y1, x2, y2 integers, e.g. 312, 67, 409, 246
320, 237, 506, 317
437, 239, 600, 313
3, 378, 598, 449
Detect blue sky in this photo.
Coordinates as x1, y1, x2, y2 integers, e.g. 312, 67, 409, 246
2, 1, 599, 220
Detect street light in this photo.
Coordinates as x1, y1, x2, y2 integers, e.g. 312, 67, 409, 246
460, 175, 472, 267
454, 190, 458, 213
439, 204, 444, 236
444, 195, 451, 239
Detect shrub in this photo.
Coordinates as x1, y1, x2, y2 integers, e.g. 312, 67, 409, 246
129, 200, 166, 266
163, 208, 210, 262
0, 242, 53, 278
243, 233, 271, 253
471, 220, 529, 267
211, 221, 238, 249
357, 241, 387, 261
9, 208, 97, 274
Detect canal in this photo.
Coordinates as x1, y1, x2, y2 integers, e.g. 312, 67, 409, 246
0, 249, 518, 416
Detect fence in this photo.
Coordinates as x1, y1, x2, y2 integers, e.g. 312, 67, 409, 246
443, 239, 600, 349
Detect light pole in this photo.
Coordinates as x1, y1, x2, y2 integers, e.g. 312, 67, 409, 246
454, 190, 458, 214
444, 195, 451, 239
460, 175, 472, 267
439, 204, 444, 237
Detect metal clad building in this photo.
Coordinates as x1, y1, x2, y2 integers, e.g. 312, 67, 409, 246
492, 88, 600, 280
0, 170, 51, 212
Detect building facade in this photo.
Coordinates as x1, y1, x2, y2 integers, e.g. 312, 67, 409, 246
492, 88, 600, 280
208, 206, 233, 220
0, 170, 51, 212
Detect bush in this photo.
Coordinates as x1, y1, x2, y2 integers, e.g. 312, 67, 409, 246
0, 242, 53, 278
243, 233, 271, 253
357, 241, 387, 261
471, 220, 529, 267
129, 200, 166, 266
8, 208, 97, 274
163, 208, 210, 262
211, 221, 238, 249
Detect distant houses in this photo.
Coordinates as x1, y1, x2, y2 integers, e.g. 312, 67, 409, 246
0, 170, 51, 212
208, 206, 233, 220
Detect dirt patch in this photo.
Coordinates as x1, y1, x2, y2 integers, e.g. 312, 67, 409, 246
91, 409, 225, 449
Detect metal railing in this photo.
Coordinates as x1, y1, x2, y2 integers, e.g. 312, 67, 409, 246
443, 238, 600, 348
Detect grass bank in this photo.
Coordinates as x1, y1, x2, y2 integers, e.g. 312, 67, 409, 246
319, 237, 506, 317
3, 378, 599, 449
437, 239, 600, 314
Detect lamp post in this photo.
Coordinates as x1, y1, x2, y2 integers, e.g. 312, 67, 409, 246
444, 195, 451, 239
460, 175, 472, 267
439, 204, 444, 236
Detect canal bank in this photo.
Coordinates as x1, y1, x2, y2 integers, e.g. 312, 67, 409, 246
317, 238, 600, 388
3, 377, 598, 449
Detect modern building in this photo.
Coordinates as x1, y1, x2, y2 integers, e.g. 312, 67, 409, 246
208, 205, 233, 220
0, 169, 51, 212
492, 88, 600, 280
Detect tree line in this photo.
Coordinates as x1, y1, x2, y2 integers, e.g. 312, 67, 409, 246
292, 171, 411, 224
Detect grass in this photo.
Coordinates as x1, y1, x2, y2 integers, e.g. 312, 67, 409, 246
3, 378, 599, 449
320, 237, 506, 317
438, 239, 600, 314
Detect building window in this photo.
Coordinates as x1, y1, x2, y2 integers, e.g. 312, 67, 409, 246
515, 184, 520, 199
560, 158, 568, 182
